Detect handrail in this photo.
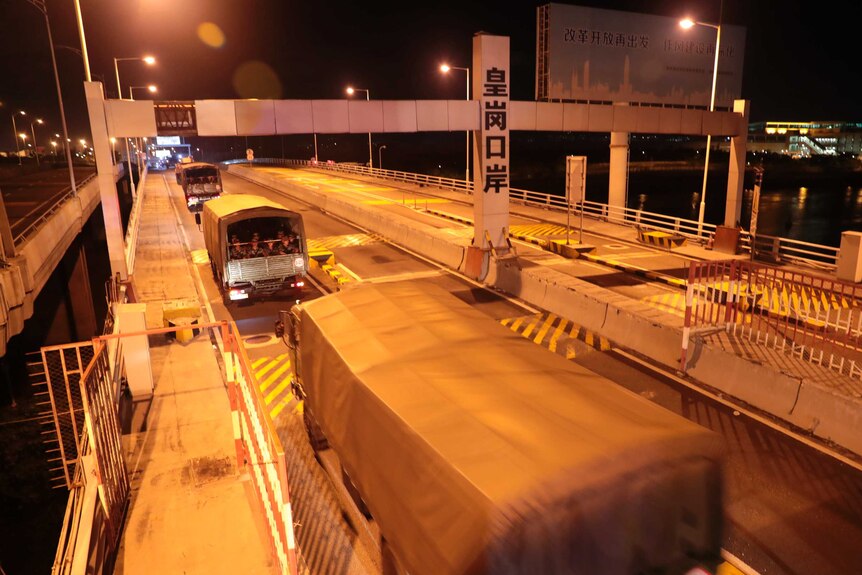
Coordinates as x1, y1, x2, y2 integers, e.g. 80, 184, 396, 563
13, 173, 97, 245
229, 158, 840, 271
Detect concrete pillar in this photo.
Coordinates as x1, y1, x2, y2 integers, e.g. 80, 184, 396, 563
116, 303, 153, 432
471, 33, 511, 253
64, 242, 98, 340
724, 99, 750, 228
84, 82, 128, 281
608, 131, 630, 221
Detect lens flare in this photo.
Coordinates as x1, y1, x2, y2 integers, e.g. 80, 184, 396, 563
197, 22, 225, 48
232, 61, 282, 99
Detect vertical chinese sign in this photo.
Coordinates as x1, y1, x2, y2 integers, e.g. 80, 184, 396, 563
472, 34, 510, 251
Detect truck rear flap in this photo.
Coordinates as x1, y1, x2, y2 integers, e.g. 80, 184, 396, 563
297, 282, 723, 575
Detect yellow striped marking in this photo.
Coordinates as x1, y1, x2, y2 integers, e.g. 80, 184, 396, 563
641, 293, 687, 317
191, 249, 209, 264
509, 223, 570, 237
307, 233, 381, 252
501, 312, 611, 356
252, 355, 303, 419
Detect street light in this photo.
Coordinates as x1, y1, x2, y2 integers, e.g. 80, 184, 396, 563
30, 118, 44, 166
114, 55, 156, 100
378, 145, 387, 170
680, 16, 721, 238
11, 110, 25, 165
346, 86, 373, 168
440, 63, 471, 186
129, 84, 158, 100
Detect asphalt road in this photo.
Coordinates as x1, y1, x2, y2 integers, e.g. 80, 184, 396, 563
0, 166, 95, 242
165, 169, 862, 575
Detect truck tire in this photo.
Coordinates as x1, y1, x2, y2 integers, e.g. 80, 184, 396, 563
303, 409, 329, 452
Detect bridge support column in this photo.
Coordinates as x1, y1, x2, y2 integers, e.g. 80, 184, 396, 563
608, 131, 630, 222
84, 82, 128, 281
64, 241, 98, 341
724, 99, 750, 228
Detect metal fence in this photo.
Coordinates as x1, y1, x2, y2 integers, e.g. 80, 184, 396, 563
229, 158, 841, 270
224, 321, 299, 575
681, 259, 862, 380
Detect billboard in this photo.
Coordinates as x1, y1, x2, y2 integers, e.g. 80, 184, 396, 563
155, 136, 182, 146
536, 4, 746, 109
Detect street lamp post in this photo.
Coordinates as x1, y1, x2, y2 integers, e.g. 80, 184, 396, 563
378, 145, 387, 170
346, 87, 373, 168
114, 55, 156, 100
25, 0, 77, 193
680, 16, 721, 238
30, 118, 43, 166
440, 64, 471, 187
11, 110, 25, 166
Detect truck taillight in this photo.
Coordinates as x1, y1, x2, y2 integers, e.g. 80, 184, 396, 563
294, 257, 305, 268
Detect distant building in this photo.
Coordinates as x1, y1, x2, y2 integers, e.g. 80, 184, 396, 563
747, 121, 862, 158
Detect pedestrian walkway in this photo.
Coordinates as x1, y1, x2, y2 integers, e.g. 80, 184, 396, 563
113, 173, 274, 573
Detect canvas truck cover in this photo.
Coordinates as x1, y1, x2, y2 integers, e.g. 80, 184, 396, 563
296, 281, 724, 575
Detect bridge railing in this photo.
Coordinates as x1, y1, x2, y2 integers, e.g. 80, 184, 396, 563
13, 172, 97, 245
680, 259, 862, 380
230, 158, 840, 271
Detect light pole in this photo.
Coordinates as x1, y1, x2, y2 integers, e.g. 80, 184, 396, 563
440, 63, 471, 186
378, 145, 387, 170
25, 0, 77, 192
11, 110, 25, 166
114, 55, 156, 100
346, 86, 373, 168
680, 16, 721, 238
30, 118, 44, 166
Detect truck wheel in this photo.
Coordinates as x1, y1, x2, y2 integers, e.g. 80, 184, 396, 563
303, 409, 329, 452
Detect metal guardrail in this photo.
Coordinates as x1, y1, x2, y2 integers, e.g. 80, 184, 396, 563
681, 259, 862, 379
13, 173, 97, 245
229, 158, 840, 271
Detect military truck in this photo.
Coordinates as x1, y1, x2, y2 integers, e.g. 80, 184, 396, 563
278, 280, 724, 575
203, 194, 308, 304
179, 162, 222, 212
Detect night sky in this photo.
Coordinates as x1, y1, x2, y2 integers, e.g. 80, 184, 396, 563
0, 0, 857, 151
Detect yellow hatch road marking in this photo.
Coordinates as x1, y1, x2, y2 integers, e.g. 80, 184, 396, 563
307, 233, 381, 252
251, 354, 303, 420
501, 312, 611, 358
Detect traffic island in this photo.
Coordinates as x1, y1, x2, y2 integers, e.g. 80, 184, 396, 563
637, 227, 687, 249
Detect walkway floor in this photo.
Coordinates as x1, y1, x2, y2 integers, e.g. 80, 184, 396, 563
113, 173, 274, 574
